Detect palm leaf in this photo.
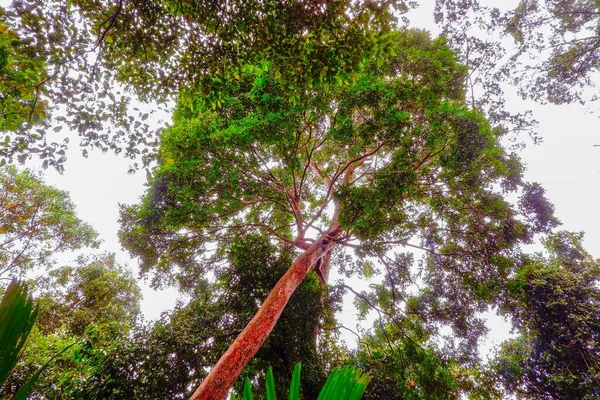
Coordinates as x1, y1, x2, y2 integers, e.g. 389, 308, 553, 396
288, 363, 301, 400
237, 362, 370, 400
0, 280, 39, 387
317, 365, 372, 400
265, 367, 277, 400
243, 377, 254, 400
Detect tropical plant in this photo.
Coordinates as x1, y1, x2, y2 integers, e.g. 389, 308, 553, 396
234, 363, 371, 400
0, 280, 38, 388
0, 279, 52, 399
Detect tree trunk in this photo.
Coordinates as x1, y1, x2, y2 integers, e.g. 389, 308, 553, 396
190, 237, 329, 400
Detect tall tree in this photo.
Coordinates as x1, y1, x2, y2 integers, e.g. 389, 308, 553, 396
120, 28, 558, 398
0, 166, 99, 278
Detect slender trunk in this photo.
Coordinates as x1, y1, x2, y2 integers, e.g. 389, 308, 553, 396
312, 249, 332, 343
190, 237, 328, 400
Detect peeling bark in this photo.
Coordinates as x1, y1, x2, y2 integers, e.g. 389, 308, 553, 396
190, 237, 329, 400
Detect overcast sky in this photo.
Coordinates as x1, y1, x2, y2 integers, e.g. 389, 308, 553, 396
23, 1, 600, 353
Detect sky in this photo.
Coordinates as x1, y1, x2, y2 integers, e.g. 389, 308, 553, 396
17, 0, 600, 355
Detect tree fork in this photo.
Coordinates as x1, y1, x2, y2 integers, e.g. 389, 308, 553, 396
190, 236, 333, 400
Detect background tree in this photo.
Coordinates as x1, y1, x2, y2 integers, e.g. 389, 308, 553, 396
434, 0, 600, 122
34, 252, 141, 336
1, 252, 141, 399
0, 166, 99, 278
492, 231, 600, 399
120, 28, 559, 397
506, 0, 600, 105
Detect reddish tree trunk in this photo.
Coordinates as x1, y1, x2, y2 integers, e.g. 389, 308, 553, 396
190, 237, 329, 400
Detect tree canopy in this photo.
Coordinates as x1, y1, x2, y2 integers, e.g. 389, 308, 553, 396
2, 0, 598, 169
0, 0, 406, 169
0, 1, 598, 399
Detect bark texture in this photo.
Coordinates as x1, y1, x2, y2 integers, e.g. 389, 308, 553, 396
190, 237, 329, 400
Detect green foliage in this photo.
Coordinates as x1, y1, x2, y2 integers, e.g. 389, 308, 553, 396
493, 231, 600, 399
0, 1, 594, 398
235, 363, 371, 400
289, 363, 301, 400
74, 235, 338, 399
0, 166, 99, 277
120, 28, 551, 290
35, 253, 141, 336
118, 26, 561, 398
0, 18, 47, 133
353, 320, 466, 399
2, 254, 141, 399
1, 0, 406, 169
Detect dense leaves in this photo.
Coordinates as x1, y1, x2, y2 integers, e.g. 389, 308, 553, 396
0, 19, 47, 132
3, 0, 597, 168
493, 231, 600, 399
0, 0, 407, 168
1, 253, 141, 399
35, 252, 141, 336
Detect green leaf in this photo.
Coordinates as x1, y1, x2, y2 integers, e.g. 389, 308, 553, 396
243, 377, 254, 400
266, 367, 276, 400
317, 366, 371, 400
320, 66, 329, 79
289, 363, 301, 400
0, 280, 38, 387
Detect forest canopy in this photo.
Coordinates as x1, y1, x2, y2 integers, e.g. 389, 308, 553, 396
0, 1, 599, 399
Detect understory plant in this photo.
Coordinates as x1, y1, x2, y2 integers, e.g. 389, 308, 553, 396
234, 362, 371, 400
0, 280, 40, 399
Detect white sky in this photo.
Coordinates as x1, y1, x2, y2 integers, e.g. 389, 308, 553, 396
18, 0, 600, 357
